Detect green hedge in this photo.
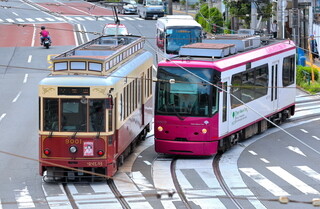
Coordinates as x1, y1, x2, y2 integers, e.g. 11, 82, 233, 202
296, 65, 320, 94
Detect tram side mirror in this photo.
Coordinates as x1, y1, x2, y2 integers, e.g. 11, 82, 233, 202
106, 98, 113, 109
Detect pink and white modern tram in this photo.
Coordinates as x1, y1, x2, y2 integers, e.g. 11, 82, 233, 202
154, 35, 296, 155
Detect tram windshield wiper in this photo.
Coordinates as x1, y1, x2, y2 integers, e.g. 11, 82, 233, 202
72, 122, 86, 139
169, 103, 185, 121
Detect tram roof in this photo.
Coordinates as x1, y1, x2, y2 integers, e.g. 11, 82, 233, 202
156, 15, 201, 29
158, 39, 296, 71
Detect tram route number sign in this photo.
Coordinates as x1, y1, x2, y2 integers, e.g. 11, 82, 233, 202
58, 87, 90, 96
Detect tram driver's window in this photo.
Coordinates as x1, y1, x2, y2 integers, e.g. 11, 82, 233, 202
61, 100, 87, 132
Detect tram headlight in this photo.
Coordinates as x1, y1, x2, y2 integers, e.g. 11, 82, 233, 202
97, 150, 104, 156
69, 146, 77, 154
44, 149, 51, 156
202, 128, 207, 134
157, 126, 163, 132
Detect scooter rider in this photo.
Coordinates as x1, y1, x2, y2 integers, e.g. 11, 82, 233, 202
40, 26, 51, 45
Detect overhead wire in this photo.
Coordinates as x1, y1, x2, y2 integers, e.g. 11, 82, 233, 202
0, 0, 320, 207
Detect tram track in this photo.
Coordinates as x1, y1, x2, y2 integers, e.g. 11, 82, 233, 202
108, 179, 131, 209
62, 183, 79, 209
213, 153, 244, 209
170, 158, 193, 209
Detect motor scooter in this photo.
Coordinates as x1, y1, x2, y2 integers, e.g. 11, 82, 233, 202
43, 37, 51, 49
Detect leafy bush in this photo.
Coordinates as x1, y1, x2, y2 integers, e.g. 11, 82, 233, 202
296, 65, 320, 94
195, 4, 223, 34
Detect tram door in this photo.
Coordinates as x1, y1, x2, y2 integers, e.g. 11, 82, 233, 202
220, 80, 229, 136
140, 73, 145, 126
271, 62, 279, 111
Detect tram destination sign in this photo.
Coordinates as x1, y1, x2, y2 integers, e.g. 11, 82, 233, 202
58, 87, 90, 96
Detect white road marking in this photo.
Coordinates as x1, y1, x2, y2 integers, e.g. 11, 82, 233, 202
31, 24, 36, 47
35, 18, 45, 21
12, 91, 21, 103
42, 183, 72, 209
16, 18, 24, 22
74, 17, 85, 21
312, 136, 320, 140
0, 113, 6, 122
23, 74, 29, 83
248, 150, 258, 155
130, 171, 153, 191
14, 186, 35, 208
45, 17, 55, 21
240, 167, 290, 196
12, 12, 19, 16
26, 18, 35, 22
267, 166, 319, 194
143, 160, 151, 165
300, 128, 308, 133
114, 172, 153, 208
6, 18, 14, 23
296, 166, 320, 182
287, 146, 306, 157
260, 158, 270, 163
28, 55, 32, 63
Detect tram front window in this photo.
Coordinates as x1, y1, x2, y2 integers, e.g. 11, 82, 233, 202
156, 67, 219, 117
43, 98, 106, 132
166, 27, 202, 55
61, 99, 87, 132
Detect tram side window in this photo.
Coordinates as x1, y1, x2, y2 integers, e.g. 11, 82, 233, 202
61, 99, 87, 132
43, 98, 59, 131
231, 64, 268, 108
283, 55, 295, 87
89, 100, 106, 132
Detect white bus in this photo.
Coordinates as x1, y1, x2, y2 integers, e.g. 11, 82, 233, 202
156, 15, 203, 60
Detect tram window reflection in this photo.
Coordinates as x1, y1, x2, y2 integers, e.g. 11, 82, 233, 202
89, 100, 106, 132
43, 98, 59, 131
61, 99, 87, 132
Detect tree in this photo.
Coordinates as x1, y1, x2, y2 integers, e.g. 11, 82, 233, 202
195, 4, 224, 34
223, 0, 273, 29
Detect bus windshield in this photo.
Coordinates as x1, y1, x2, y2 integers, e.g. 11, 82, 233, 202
155, 67, 219, 117
166, 27, 202, 54
147, 0, 163, 5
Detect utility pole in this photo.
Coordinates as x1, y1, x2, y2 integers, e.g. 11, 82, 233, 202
292, 0, 299, 45
168, 0, 172, 15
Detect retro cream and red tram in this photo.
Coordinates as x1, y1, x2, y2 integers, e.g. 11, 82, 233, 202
39, 35, 153, 181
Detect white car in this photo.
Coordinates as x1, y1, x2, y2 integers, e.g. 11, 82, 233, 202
118, 0, 137, 14
102, 23, 129, 36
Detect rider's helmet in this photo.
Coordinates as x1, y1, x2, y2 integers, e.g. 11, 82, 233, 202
41, 26, 46, 30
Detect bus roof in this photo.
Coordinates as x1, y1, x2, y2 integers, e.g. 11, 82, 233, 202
156, 15, 201, 30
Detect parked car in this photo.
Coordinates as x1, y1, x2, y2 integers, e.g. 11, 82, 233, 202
102, 23, 129, 36
118, 0, 138, 14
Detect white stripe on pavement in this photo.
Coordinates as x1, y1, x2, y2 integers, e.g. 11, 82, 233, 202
267, 166, 319, 195
296, 166, 320, 182
239, 168, 290, 196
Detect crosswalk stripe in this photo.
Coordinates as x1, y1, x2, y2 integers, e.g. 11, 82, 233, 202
42, 183, 72, 209
114, 172, 153, 208
6, 18, 14, 22
74, 17, 85, 21
296, 166, 320, 182
104, 17, 114, 21
65, 17, 74, 21
130, 171, 154, 191
45, 17, 55, 21
84, 17, 95, 21
0, 19, 3, 22
55, 17, 65, 21
14, 186, 35, 208
267, 166, 319, 195
0, 199, 2, 209
26, 18, 35, 22
239, 168, 290, 196
16, 18, 24, 22
35, 18, 45, 22
123, 17, 134, 20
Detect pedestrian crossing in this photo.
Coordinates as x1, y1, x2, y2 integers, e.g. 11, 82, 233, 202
1, 164, 320, 208
0, 16, 144, 24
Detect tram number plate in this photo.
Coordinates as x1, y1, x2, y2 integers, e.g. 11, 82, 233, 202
87, 162, 103, 166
